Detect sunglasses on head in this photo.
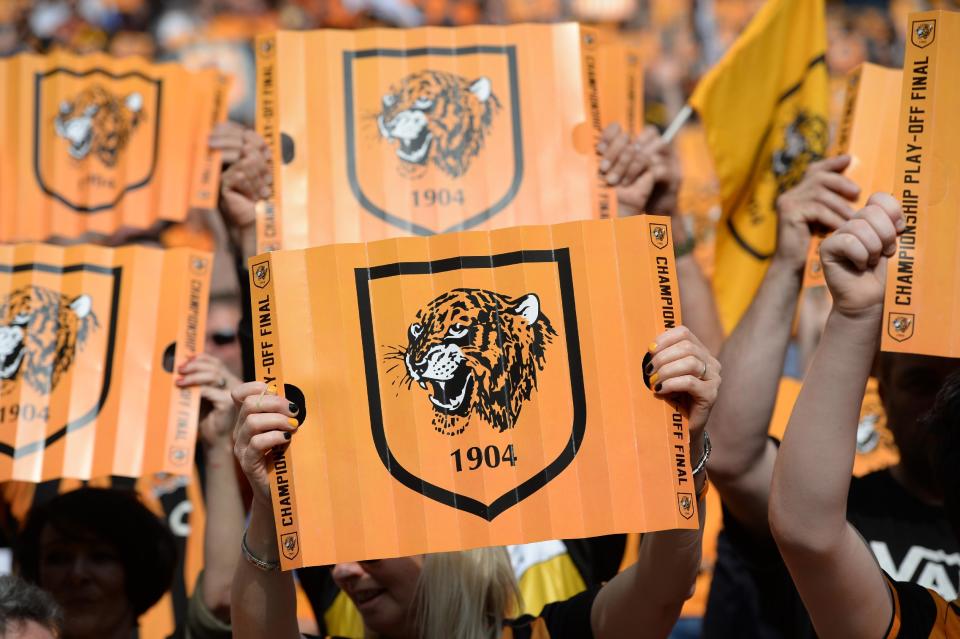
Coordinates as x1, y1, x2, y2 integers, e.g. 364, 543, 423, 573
209, 330, 237, 346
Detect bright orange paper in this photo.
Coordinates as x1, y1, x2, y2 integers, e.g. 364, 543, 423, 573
882, 11, 960, 357
255, 25, 618, 252
596, 34, 645, 136
0, 51, 230, 242
804, 63, 901, 288
250, 216, 697, 569
0, 244, 212, 481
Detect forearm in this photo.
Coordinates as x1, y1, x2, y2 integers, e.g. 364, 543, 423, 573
202, 442, 247, 620
769, 310, 879, 551
231, 499, 301, 639
708, 259, 801, 484
592, 441, 707, 639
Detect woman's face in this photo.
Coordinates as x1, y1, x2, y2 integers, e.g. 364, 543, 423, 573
37, 524, 134, 639
332, 556, 424, 638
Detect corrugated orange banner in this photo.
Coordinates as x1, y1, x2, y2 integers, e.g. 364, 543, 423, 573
249, 216, 698, 569
255, 24, 620, 252
596, 33, 645, 135
0, 51, 230, 242
0, 244, 212, 481
882, 11, 960, 357
804, 63, 901, 288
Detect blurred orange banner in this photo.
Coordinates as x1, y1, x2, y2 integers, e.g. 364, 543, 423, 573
249, 215, 698, 569
804, 63, 901, 289
255, 24, 621, 252
882, 11, 960, 357
0, 244, 212, 481
0, 51, 230, 243
596, 34, 645, 136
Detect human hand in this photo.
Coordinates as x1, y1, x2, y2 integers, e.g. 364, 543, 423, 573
645, 325, 721, 435
598, 123, 656, 214
819, 193, 903, 319
774, 155, 861, 270
231, 382, 300, 506
208, 121, 250, 166
177, 354, 242, 450
217, 128, 271, 232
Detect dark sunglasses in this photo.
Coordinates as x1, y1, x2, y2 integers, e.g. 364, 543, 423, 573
209, 330, 237, 346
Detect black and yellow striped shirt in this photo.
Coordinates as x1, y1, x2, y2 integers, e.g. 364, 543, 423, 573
886, 577, 960, 638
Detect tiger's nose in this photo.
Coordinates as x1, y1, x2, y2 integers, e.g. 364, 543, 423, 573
412, 358, 429, 377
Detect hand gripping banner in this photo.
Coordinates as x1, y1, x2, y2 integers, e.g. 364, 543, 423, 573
249, 216, 697, 569
803, 63, 901, 289
0, 51, 230, 242
882, 11, 960, 357
0, 244, 212, 481
254, 24, 623, 252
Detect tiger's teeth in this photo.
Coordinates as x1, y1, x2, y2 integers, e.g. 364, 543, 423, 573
419, 381, 426, 390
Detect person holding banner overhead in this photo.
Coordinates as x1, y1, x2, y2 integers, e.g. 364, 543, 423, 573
228, 317, 719, 639
702, 157, 960, 638
767, 193, 960, 638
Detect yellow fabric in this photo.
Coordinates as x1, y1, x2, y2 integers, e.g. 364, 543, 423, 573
516, 552, 587, 618
324, 591, 365, 639
689, 0, 829, 331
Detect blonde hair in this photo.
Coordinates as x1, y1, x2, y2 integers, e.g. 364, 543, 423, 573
411, 547, 520, 639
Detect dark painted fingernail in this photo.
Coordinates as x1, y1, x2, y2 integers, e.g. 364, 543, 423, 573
655, 383, 663, 392
289, 402, 299, 415
645, 362, 654, 374
284, 432, 292, 440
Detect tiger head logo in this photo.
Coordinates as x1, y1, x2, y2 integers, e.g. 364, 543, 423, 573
54, 85, 144, 167
387, 288, 555, 436
771, 111, 829, 196
376, 71, 501, 179
0, 286, 98, 397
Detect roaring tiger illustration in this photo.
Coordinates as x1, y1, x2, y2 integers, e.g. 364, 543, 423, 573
771, 110, 829, 196
376, 70, 500, 179
388, 288, 555, 436
54, 85, 144, 167
0, 286, 98, 397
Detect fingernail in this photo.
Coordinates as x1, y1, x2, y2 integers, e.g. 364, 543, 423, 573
288, 418, 299, 428
599, 159, 611, 172
896, 218, 906, 232
284, 432, 292, 440
289, 402, 299, 415
597, 143, 607, 154
655, 382, 663, 392
644, 362, 654, 374
649, 342, 658, 353
606, 173, 620, 185
650, 372, 660, 386
260, 186, 271, 199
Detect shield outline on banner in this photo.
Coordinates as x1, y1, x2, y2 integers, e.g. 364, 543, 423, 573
649, 223, 669, 250
343, 45, 524, 237
887, 312, 915, 342
33, 68, 162, 213
0, 262, 121, 459
355, 248, 586, 521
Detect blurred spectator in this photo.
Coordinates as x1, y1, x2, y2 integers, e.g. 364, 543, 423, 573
16, 488, 177, 639
0, 574, 62, 639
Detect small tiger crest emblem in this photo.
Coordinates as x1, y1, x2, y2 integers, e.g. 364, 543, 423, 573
0, 286, 98, 397
377, 70, 501, 179
912, 20, 936, 48
887, 313, 915, 342
386, 288, 555, 436
771, 111, 829, 197
54, 84, 144, 167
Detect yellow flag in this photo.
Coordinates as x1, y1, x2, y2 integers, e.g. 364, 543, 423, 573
689, 0, 828, 331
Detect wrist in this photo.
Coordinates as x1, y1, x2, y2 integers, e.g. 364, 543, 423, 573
828, 304, 884, 327
769, 251, 807, 277
204, 439, 235, 461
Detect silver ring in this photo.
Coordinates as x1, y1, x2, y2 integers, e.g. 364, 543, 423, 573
699, 360, 708, 380
218, 377, 227, 389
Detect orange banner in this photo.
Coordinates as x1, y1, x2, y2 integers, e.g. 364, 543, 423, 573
804, 63, 901, 288
249, 216, 697, 569
596, 34, 645, 135
255, 25, 618, 252
0, 244, 212, 481
882, 11, 960, 357
0, 51, 230, 243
